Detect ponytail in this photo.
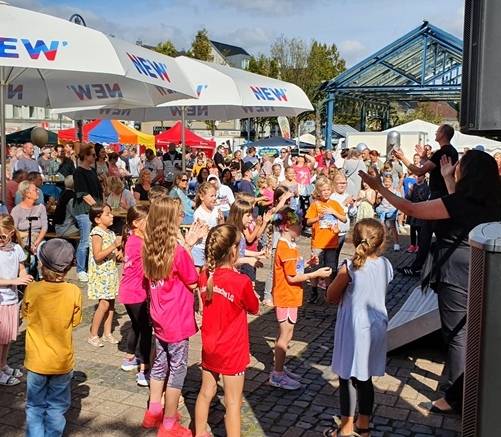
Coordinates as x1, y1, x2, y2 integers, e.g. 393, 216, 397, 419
122, 204, 149, 250
351, 218, 385, 270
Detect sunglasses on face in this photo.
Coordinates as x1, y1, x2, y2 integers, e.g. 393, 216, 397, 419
181, 178, 188, 182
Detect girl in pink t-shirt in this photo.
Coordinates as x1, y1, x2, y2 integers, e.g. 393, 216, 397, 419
118, 205, 151, 386
293, 154, 315, 216
142, 198, 198, 436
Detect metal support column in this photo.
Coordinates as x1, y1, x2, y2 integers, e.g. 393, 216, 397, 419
0, 67, 6, 204
325, 92, 334, 150
360, 102, 367, 131
181, 106, 186, 172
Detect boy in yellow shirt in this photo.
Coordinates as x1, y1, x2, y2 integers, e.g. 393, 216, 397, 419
22, 239, 82, 437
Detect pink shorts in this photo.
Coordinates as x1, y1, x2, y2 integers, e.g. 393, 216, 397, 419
275, 307, 298, 324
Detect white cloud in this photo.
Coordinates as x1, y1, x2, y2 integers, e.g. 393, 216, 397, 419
215, 27, 275, 55
339, 40, 369, 66
8, 0, 190, 50
213, 0, 325, 14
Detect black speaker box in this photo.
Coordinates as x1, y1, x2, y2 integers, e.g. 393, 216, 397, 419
461, 0, 501, 134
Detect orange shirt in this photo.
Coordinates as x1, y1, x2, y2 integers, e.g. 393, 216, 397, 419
272, 239, 303, 308
306, 199, 345, 249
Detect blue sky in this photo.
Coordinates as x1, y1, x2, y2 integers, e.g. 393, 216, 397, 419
12, 0, 464, 66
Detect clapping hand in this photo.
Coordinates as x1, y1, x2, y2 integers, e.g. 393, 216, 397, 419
217, 209, 225, 225
393, 149, 404, 161
344, 195, 354, 206
359, 170, 383, 191
415, 144, 426, 158
263, 209, 274, 223
185, 220, 209, 247
440, 155, 458, 179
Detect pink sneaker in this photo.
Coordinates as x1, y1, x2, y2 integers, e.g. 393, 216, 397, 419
157, 421, 191, 437
406, 245, 416, 253
142, 410, 163, 429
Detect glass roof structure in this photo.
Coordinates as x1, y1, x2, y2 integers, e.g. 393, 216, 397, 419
324, 21, 462, 100
323, 21, 463, 146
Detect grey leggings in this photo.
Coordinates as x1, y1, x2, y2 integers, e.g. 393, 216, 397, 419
150, 338, 189, 390
339, 377, 374, 417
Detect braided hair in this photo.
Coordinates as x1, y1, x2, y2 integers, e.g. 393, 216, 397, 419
352, 218, 385, 270
204, 224, 240, 301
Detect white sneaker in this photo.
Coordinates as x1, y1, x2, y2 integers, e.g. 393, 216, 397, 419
393, 244, 400, 252
77, 271, 89, 282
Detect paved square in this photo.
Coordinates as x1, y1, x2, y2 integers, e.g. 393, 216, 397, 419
0, 235, 461, 436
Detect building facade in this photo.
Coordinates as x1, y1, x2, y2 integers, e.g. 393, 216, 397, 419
5, 105, 74, 134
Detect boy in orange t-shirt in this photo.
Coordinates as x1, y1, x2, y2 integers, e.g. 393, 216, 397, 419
270, 208, 331, 390
305, 176, 347, 303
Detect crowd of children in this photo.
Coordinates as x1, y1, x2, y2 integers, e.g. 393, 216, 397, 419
0, 150, 400, 437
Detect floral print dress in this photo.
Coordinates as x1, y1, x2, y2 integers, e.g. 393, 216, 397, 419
87, 226, 119, 300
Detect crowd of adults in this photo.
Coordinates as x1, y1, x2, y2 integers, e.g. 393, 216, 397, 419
1, 124, 501, 414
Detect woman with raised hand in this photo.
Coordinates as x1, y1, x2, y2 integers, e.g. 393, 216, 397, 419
359, 150, 501, 414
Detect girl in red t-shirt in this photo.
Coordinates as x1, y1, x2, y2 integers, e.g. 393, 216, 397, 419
195, 224, 260, 437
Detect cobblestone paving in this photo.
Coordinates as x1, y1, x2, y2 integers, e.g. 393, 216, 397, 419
0, 234, 461, 436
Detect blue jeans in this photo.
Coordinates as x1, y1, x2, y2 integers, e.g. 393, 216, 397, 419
74, 214, 91, 273
26, 371, 73, 437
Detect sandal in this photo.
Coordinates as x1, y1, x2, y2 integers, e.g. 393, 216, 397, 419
430, 400, 456, 415
2, 366, 23, 378
323, 416, 361, 437
355, 426, 372, 437
0, 372, 21, 386
323, 429, 360, 437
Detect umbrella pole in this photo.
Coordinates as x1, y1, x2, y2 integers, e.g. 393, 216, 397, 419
0, 67, 7, 204
181, 106, 186, 172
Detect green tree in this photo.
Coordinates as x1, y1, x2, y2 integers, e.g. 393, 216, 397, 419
154, 40, 177, 57
397, 102, 444, 125
306, 41, 346, 144
189, 28, 213, 61
269, 36, 346, 140
246, 54, 280, 79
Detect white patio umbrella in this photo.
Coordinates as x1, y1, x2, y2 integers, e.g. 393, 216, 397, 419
57, 55, 314, 121
55, 56, 313, 170
0, 2, 198, 200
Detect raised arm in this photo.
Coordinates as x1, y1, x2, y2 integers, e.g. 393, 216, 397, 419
440, 155, 457, 194
394, 150, 434, 177
359, 171, 450, 220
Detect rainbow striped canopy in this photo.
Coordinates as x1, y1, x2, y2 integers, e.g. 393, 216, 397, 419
58, 119, 154, 148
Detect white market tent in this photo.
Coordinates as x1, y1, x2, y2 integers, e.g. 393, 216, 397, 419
384, 119, 501, 153
292, 133, 325, 147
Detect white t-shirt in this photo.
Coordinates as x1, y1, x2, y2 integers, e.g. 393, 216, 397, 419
0, 244, 26, 305
273, 156, 292, 181
144, 158, 163, 181
193, 205, 220, 249
129, 156, 141, 178
330, 192, 351, 235
216, 185, 235, 213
